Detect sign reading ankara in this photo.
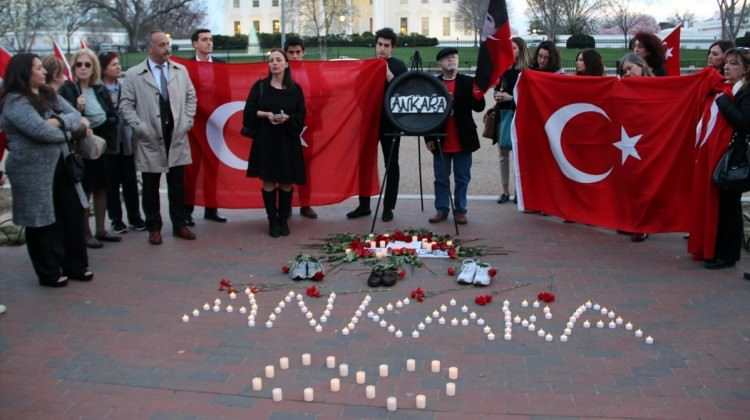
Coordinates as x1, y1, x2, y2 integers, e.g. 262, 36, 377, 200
384, 71, 453, 136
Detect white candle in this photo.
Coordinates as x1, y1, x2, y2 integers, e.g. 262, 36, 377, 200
529, 315, 537, 323
646, 336, 654, 344
387, 325, 396, 333
560, 335, 569, 342
477, 318, 486, 326
446, 382, 456, 396
301, 353, 311, 366
265, 321, 273, 329
411, 330, 419, 338
522, 320, 529, 327
366, 385, 376, 399
192, 309, 200, 317
504, 333, 512, 341
625, 322, 633, 331
181, 314, 189, 323
412, 235, 419, 242
315, 325, 323, 333
272, 388, 283, 402
440, 305, 448, 312
488, 333, 496, 341
355, 370, 366, 384
265, 365, 275, 378
425, 317, 432, 324
461, 305, 468, 313
450, 299, 457, 306
279, 357, 289, 370
545, 334, 553, 342
386, 396, 397, 412
416, 394, 426, 409
252, 377, 262, 391
431, 360, 441, 373
616, 317, 624, 325
330, 378, 340, 392
326, 356, 336, 368
386, 303, 394, 311
483, 326, 492, 334
461, 319, 469, 326
608, 321, 616, 329
583, 320, 591, 328
379, 320, 387, 328
451, 318, 459, 326
379, 364, 389, 377
212, 306, 220, 313
303, 387, 314, 402
203, 303, 210, 311
514, 316, 521, 324
533, 301, 540, 308
406, 359, 416, 372
596, 320, 604, 328
438, 317, 446, 325
545, 312, 553, 320
214, 298, 221, 305
449, 367, 459, 380
342, 328, 350, 335
635, 329, 643, 338
339, 363, 349, 377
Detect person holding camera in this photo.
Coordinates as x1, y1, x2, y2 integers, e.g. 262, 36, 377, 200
242, 49, 306, 238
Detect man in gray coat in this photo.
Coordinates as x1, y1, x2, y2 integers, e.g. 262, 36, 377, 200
120, 31, 198, 245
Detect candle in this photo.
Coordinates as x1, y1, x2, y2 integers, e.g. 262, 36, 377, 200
461, 305, 468, 313
330, 378, 340, 392
326, 356, 336, 368
440, 305, 448, 312
593, 303, 600, 310
438, 317, 446, 325
560, 335, 569, 342
395, 330, 403, 338
386, 303, 394, 311
339, 363, 349, 377
635, 329, 643, 338
469, 312, 477, 320
355, 370, 366, 384
366, 385, 376, 399
303, 387, 314, 402
477, 318, 485, 326
239, 307, 247, 314
320, 316, 328, 323
214, 298, 221, 305
528, 324, 536, 332
448, 367, 459, 380
406, 359, 416, 371
431, 360, 441, 373
646, 336, 654, 344
608, 321, 616, 329
342, 328, 350, 335
504, 333, 512, 341
212, 305, 220, 313
483, 326, 492, 334
203, 303, 210, 311
379, 320, 387, 328
446, 382, 456, 397
522, 320, 529, 327
412, 235, 419, 242
625, 322, 633, 330
451, 318, 459, 326
310, 319, 318, 327
386, 396, 397, 412
181, 314, 189, 323
379, 364, 389, 377
279, 357, 289, 370
252, 377, 262, 391
545, 312, 552, 320
583, 320, 591, 328
265, 365, 275, 378
272, 388, 283, 402
616, 317, 623, 325
265, 321, 273, 329
545, 334, 553, 342
533, 301, 540, 308
315, 325, 323, 332
461, 319, 469, 326
370, 240, 377, 248
488, 333, 496, 341
387, 325, 396, 333
192, 309, 200, 317
600, 307, 608, 315
529, 315, 537, 323
417, 322, 426, 331
378, 307, 385, 315
450, 299, 457, 306
229, 292, 237, 300
416, 394, 426, 409
514, 315, 521, 324
537, 329, 545, 337
269, 313, 277, 321
596, 320, 604, 329
424, 317, 432, 324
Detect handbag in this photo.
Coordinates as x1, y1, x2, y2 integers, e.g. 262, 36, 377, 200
482, 108, 497, 140
713, 132, 750, 192
498, 110, 514, 150
76, 133, 106, 160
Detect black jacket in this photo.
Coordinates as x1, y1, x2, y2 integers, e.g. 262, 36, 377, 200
426, 73, 486, 153
717, 85, 750, 164
494, 68, 520, 112
380, 57, 408, 136
58, 80, 119, 152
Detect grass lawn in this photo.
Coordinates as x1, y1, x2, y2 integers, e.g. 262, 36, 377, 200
119, 46, 709, 71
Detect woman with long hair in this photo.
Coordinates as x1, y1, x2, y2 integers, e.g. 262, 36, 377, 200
241, 49, 306, 238
707, 40, 735, 75
575, 49, 605, 76
632, 32, 667, 76
531, 40, 561, 73
59, 48, 121, 248
0, 53, 93, 287
41, 55, 67, 91
493, 37, 528, 204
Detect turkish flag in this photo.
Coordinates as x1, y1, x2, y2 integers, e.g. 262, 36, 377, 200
663, 25, 681, 76
174, 57, 385, 209
80, 39, 89, 50
0, 46, 11, 162
513, 69, 725, 233
52, 41, 72, 81
475, 0, 514, 91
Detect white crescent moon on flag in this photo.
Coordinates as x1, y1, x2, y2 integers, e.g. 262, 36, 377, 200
206, 101, 247, 171
544, 103, 614, 184
696, 98, 719, 148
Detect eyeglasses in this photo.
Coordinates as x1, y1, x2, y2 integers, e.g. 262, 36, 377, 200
75, 62, 92, 68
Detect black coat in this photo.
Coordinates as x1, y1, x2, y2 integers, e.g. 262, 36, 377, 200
717, 85, 750, 163
58, 80, 119, 152
426, 73, 486, 153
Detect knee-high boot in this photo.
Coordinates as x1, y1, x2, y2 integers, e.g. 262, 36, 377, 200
278, 189, 293, 237
262, 189, 280, 238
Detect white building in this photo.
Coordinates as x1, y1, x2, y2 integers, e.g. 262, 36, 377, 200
218, 0, 476, 42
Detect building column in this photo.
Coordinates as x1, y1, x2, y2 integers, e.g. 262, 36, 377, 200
373, 0, 385, 31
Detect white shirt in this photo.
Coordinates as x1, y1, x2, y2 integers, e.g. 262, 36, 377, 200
147, 58, 170, 96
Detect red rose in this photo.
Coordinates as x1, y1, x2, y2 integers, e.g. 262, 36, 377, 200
485, 295, 493, 304
447, 248, 457, 259
218, 278, 233, 291
537, 292, 555, 303
398, 270, 406, 279
306, 286, 321, 298
251, 286, 259, 294
447, 267, 456, 276
313, 272, 325, 282
475, 295, 487, 306
488, 268, 497, 278
282, 265, 290, 274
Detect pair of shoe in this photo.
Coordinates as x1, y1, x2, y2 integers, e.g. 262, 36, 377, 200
111, 221, 128, 234
456, 259, 492, 287
347, 206, 372, 219
39, 275, 69, 288
428, 212, 467, 225
289, 258, 324, 281
205, 209, 228, 223
301, 207, 318, 219
367, 268, 398, 288
497, 194, 510, 204
704, 259, 736, 270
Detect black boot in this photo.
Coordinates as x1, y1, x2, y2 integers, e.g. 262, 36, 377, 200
262, 189, 280, 238
347, 196, 372, 219
278, 189, 293, 237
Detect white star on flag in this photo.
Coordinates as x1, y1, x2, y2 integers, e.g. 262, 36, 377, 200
613, 127, 642, 165
666, 47, 674, 60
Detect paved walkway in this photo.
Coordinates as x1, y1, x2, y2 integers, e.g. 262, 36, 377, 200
1, 197, 749, 419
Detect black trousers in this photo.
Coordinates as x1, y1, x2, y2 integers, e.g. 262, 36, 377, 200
25, 158, 88, 282
142, 166, 186, 233
106, 153, 142, 225
360, 136, 401, 211
715, 188, 743, 263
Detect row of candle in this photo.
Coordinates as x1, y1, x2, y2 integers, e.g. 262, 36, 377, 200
341, 295, 372, 336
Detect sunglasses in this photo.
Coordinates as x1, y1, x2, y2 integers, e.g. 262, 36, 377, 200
75, 62, 92, 68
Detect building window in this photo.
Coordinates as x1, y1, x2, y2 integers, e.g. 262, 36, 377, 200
273, 19, 280, 33
233, 0, 240, 8
234, 21, 242, 35
422, 0, 428, 3
272, 0, 279, 5
421, 17, 429, 36
401, 0, 407, 4
369, 17, 373, 33
443, 17, 451, 36
252, 0, 259, 7
400, 17, 408, 35
253, 20, 260, 33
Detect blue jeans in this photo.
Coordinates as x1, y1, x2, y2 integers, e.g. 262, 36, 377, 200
433, 150, 472, 215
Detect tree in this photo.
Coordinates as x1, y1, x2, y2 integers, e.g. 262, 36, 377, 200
560, 0, 608, 35
717, 0, 750, 42
668, 10, 696, 28
526, 0, 564, 41
0, 0, 62, 52
606, 0, 636, 47
152, 1, 206, 39
456, 0, 489, 47
81, 0, 203, 51
58, 0, 97, 53
298, 0, 353, 58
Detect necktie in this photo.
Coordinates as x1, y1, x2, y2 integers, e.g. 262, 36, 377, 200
157, 64, 169, 101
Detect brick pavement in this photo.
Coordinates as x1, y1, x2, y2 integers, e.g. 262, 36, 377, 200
1, 198, 749, 419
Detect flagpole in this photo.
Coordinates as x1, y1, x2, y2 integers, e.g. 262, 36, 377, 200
281, 0, 286, 49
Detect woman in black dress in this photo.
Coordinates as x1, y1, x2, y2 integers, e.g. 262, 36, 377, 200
242, 49, 306, 238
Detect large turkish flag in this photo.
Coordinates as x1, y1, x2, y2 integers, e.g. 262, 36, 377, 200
513, 69, 725, 234
175, 57, 385, 209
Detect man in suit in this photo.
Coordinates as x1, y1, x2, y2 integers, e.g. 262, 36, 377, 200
184, 28, 227, 225
120, 31, 198, 245
426, 48, 485, 225
346, 27, 407, 222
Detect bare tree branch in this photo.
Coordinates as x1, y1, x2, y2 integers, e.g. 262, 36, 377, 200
717, 0, 750, 41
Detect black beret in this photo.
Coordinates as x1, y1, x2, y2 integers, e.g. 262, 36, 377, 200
436, 47, 459, 61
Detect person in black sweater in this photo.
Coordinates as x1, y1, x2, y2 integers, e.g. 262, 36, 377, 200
242, 49, 306, 238
707, 48, 750, 270
632, 32, 667, 77
347, 27, 407, 222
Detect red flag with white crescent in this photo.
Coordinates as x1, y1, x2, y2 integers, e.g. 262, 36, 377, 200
52, 41, 72, 81
80, 39, 89, 50
474, 0, 514, 92
663, 25, 681, 76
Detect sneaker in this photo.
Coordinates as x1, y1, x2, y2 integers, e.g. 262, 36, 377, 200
497, 194, 510, 204
473, 263, 492, 287
290, 261, 307, 281
130, 220, 146, 231
111, 221, 128, 234
307, 260, 324, 279
457, 259, 477, 285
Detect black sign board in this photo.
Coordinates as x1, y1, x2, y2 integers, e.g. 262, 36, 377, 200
383, 71, 453, 136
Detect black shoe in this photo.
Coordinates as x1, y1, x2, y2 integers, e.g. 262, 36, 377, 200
277, 190, 293, 236
347, 206, 371, 219
111, 221, 128, 234
269, 218, 281, 238
367, 270, 383, 288
130, 220, 146, 231
382, 209, 394, 222
381, 270, 398, 287
67, 271, 94, 282
630, 233, 649, 243
744, 272, 750, 281
185, 215, 196, 227
278, 219, 290, 236
300, 207, 318, 219
497, 194, 510, 204
704, 259, 736, 270
39, 275, 68, 288
205, 209, 227, 223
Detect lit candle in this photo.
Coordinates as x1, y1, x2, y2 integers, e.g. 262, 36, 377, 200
560, 335, 569, 342
212, 305, 220, 313
387, 325, 396, 333
635, 329, 643, 338
192, 309, 200, 317
303, 387, 314, 402
431, 360, 441, 373
279, 357, 289, 370
203, 303, 210, 311
608, 321, 616, 329
379, 240, 386, 248
229, 292, 237, 300
355, 370, 366, 384
529, 315, 537, 323
583, 320, 591, 328
386, 303, 394, 311
545, 334, 553, 342
477, 318, 485, 326
438, 317, 446, 325
406, 359, 416, 371
265, 321, 273, 329
446, 382, 456, 397
416, 394, 426, 409
214, 298, 221, 305
252, 377, 262, 391
339, 363, 349, 377
504, 333, 512, 341
451, 318, 459, 326
616, 317, 623, 325
239, 307, 247, 314
379, 364, 389, 377
330, 378, 340, 392
366, 385, 376, 399
386, 396, 397, 412
461, 305, 468, 313
265, 365, 275, 378
181, 314, 189, 323
645, 336, 654, 344
412, 235, 418, 242
488, 333, 496, 341
461, 319, 469, 326
448, 367, 459, 380
596, 320, 604, 328
272, 388, 283, 402
545, 312, 553, 320
326, 356, 336, 368
395, 330, 403, 338
625, 322, 633, 331
483, 326, 492, 334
